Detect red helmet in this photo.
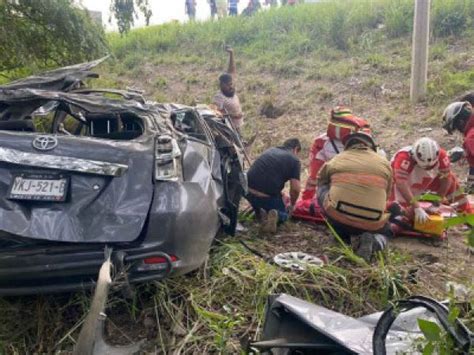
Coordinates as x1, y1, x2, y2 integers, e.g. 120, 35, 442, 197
327, 106, 371, 141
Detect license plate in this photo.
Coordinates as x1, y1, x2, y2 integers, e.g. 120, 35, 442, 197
8, 174, 69, 202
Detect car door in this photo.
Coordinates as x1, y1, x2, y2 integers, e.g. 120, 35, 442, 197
195, 109, 246, 235
170, 109, 216, 184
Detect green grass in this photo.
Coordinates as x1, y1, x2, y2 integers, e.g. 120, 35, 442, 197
428, 67, 474, 103
107, 0, 474, 64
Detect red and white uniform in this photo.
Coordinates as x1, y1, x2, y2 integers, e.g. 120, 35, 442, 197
301, 108, 370, 200
301, 134, 344, 200
463, 114, 474, 191
391, 146, 470, 212
464, 114, 474, 165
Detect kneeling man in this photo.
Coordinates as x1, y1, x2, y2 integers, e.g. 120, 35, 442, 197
390, 137, 470, 221
246, 138, 302, 234
317, 133, 392, 261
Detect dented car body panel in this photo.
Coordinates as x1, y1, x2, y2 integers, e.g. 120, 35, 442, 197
0, 60, 245, 295
0, 56, 109, 92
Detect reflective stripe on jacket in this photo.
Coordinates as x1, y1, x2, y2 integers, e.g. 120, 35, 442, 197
318, 148, 392, 231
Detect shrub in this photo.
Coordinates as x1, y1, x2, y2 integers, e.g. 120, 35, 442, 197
0, 0, 107, 77
432, 0, 472, 37
383, 0, 414, 38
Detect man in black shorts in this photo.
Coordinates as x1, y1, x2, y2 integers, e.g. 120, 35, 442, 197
246, 138, 302, 233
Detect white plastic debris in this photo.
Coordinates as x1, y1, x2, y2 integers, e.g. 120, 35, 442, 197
273, 252, 324, 271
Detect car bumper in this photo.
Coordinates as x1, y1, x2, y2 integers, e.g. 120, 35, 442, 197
0, 242, 181, 296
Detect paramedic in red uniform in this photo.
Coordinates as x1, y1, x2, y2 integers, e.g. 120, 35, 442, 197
442, 99, 474, 194
391, 137, 470, 224
302, 107, 370, 200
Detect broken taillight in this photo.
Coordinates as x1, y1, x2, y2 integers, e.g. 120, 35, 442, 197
155, 135, 182, 181
144, 255, 178, 264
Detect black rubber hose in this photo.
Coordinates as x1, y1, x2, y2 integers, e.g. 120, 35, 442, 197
373, 295, 473, 354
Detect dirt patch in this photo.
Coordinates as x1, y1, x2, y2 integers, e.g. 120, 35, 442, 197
259, 98, 286, 118
238, 216, 473, 303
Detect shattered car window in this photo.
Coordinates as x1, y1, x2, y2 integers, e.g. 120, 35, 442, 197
0, 98, 144, 140
170, 110, 209, 142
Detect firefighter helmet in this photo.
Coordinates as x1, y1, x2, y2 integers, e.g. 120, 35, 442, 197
342, 132, 377, 152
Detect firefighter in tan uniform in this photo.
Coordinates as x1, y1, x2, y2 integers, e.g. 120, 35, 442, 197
317, 132, 392, 262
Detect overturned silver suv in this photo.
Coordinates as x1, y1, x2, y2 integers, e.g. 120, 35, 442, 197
0, 58, 246, 295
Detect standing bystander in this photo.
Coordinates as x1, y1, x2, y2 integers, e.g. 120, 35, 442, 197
216, 0, 227, 18
228, 0, 239, 15
208, 0, 218, 19
265, 0, 278, 6
185, 0, 197, 20
212, 46, 244, 132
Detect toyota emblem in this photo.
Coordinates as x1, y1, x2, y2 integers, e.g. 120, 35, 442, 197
32, 136, 58, 151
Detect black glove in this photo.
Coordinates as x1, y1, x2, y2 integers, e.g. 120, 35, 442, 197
468, 169, 474, 194
448, 146, 465, 163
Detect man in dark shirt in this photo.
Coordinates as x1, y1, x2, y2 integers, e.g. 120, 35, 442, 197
185, 0, 197, 21
246, 138, 302, 233
209, 0, 218, 19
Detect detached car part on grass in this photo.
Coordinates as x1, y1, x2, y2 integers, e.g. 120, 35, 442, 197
73, 249, 144, 355
247, 294, 473, 354
0, 59, 246, 295
273, 252, 324, 271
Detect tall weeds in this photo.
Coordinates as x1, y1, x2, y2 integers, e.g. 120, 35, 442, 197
139, 239, 427, 352
108, 0, 474, 62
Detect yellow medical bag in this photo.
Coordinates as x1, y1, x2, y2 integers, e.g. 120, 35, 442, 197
414, 214, 445, 236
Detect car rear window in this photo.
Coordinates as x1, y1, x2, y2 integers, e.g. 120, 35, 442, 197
0, 100, 144, 140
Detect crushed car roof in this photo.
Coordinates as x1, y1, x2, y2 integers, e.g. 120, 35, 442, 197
0, 59, 235, 136
0, 88, 152, 115
0, 57, 109, 91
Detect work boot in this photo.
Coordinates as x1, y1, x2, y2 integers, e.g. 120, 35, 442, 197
261, 209, 278, 234
256, 208, 267, 223
356, 232, 373, 262
372, 233, 388, 253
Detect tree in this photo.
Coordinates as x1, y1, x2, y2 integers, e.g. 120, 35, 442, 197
0, 0, 107, 76
109, 0, 152, 34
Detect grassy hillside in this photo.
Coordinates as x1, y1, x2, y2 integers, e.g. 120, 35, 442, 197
105, 0, 473, 106
108, 0, 473, 58
1, 1, 473, 353
99, 0, 474, 159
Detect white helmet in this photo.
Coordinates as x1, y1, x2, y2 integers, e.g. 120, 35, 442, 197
442, 101, 472, 134
411, 137, 440, 169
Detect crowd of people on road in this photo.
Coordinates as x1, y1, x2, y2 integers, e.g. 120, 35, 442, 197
185, 0, 298, 21
209, 46, 473, 262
